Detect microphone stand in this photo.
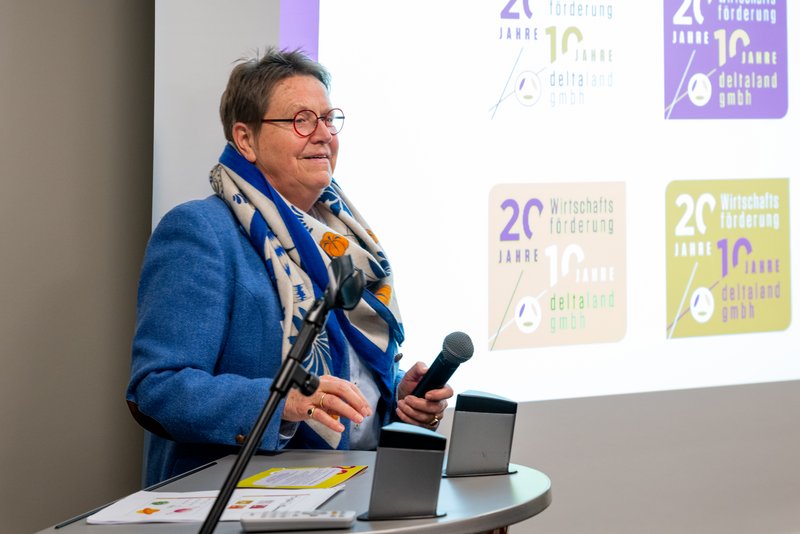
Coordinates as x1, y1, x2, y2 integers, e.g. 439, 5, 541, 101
199, 256, 364, 534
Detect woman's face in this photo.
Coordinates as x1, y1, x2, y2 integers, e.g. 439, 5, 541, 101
245, 75, 339, 211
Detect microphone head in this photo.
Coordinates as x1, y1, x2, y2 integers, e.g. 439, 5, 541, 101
441, 331, 474, 365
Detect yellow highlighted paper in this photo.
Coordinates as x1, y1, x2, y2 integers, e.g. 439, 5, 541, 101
237, 465, 367, 489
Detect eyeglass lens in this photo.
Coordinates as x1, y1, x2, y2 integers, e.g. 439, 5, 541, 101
294, 109, 344, 136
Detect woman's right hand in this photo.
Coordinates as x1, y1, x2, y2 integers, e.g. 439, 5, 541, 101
282, 375, 373, 434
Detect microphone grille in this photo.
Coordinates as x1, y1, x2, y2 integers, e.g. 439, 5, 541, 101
442, 331, 474, 364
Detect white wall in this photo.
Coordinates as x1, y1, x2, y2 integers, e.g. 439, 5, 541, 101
153, 0, 280, 225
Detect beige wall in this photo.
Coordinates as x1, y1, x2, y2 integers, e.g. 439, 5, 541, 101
0, 1, 153, 531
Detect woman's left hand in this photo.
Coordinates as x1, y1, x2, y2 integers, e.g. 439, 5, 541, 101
395, 361, 453, 430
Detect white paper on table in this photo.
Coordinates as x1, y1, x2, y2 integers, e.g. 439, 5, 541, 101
86, 487, 342, 524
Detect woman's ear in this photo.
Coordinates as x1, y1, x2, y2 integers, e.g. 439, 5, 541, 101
232, 122, 258, 163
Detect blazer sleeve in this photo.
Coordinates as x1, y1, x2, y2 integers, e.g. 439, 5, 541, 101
126, 201, 285, 450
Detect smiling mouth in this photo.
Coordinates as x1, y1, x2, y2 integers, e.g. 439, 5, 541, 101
304, 155, 329, 160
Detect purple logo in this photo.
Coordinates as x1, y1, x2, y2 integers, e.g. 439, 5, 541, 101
663, 0, 787, 119
499, 197, 544, 241
501, 0, 533, 19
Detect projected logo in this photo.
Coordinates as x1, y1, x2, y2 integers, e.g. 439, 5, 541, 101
491, 0, 617, 117
489, 182, 626, 350
665, 179, 791, 339
663, 0, 787, 119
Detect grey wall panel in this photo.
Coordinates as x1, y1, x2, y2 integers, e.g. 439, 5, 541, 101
0, 1, 154, 531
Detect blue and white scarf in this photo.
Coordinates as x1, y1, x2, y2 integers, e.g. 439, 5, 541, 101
210, 144, 404, 448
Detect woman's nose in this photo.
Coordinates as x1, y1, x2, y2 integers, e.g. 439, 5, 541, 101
309, 118, 333, 141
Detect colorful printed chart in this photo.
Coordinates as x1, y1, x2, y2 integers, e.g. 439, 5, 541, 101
665, 178, 791, 338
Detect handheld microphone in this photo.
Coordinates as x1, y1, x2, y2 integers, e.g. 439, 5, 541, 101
410, 331, 474, 397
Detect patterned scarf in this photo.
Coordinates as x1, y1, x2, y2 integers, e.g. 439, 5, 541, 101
210, 144, 404, 448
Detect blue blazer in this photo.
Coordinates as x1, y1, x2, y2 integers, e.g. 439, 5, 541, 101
126, 196, 400, 486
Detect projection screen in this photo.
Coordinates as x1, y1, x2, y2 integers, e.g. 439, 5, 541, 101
154, 0, 799, 403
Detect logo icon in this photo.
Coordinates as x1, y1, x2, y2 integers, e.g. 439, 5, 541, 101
514, 71, 542, 106
689, 286, 714, 323
514, 295, 543, 333
687, 73, 712, 107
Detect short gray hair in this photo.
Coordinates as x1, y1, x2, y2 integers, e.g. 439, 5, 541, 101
219, 47, 331, 142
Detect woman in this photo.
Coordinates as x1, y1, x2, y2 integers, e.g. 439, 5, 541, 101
126, 48, 452, 486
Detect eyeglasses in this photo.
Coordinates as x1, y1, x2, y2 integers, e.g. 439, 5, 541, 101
261, 108, 345, 137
